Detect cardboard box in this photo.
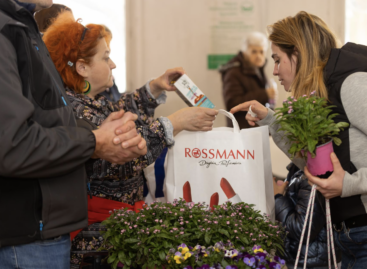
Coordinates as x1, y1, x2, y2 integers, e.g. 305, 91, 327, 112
173, 74, 215, 108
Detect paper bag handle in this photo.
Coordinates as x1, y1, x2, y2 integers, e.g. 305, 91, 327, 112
218, 109, 240, 133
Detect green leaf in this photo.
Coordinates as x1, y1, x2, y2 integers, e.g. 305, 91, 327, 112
205, 232, 212, 244
159, 251, 166, 261
107, 253, 117, 264
335, 122, 349, 129
124, 238, 140, 244
155, 233, 174, 240
112, 259, 120, 269
333, 137, 342, 146
118, 252, 126, 262
240, 236, 249, 245
221, 259, 230, 267
125, 259, 132, 266
218, 229, 230, 238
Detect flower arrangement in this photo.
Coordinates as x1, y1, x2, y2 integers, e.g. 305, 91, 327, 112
274, 92, 349, 159
101, 199, 285, 269
167, 243, 285, 269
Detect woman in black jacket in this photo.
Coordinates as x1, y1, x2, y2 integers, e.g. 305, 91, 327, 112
274, 163, 341, 268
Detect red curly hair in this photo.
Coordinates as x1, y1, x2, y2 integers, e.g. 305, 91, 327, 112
43, 12, 112, 93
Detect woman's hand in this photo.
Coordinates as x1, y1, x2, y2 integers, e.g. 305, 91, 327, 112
273, 177, 288, 196
167, 107, 218, 136
149, 67, 185, 98
230, 100, 268, 127
305, 152, 345, 199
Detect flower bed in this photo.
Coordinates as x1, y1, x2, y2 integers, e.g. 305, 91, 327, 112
167, 243, 285, 269
101, 199, 285, 269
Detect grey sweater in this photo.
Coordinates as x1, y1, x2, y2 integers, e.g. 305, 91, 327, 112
258, 72, 367, 211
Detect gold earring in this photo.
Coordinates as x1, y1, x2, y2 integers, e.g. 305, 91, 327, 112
82, 80, 91, 95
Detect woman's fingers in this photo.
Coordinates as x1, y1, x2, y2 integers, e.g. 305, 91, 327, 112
230, 101, 252, 114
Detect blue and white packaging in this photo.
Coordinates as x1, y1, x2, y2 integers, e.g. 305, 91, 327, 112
174, 74, 215, 108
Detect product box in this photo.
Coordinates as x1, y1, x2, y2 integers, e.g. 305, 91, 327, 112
173, 74, 215, 108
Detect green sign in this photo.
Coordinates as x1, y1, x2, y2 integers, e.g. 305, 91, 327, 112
207, 54, 235, 70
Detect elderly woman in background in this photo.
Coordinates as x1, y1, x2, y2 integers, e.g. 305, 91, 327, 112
43, 11, 218, 267
220, 31, 277, 129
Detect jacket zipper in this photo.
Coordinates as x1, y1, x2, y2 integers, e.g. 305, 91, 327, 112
87, 181, 92, 199
32, 44, 67, 106
39, 220, 44, 239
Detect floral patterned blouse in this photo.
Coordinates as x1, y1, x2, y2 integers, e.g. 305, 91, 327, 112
66, 84, 171, 205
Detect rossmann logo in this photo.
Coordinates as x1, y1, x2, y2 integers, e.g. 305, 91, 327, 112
185, 148, 255, 160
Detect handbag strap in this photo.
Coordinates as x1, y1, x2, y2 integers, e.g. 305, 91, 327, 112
218, 109, 240, 133
294, 184, 338, 269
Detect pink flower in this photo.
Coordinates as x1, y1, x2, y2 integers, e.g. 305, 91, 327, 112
227, 221, 230, 224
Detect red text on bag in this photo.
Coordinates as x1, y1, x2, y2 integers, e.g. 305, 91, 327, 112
185, 148, 255, 160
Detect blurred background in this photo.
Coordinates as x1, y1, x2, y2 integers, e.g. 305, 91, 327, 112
54, 0, 365, 177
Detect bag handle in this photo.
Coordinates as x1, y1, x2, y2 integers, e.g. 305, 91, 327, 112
218, 109, 240, 133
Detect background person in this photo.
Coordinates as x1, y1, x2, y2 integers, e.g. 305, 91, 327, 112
220, 31, 277, 129
231, 11, 367, 269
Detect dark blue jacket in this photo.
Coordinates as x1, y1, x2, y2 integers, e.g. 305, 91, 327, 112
275, 164, 341, 267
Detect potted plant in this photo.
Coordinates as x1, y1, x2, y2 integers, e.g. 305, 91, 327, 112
273, 91, 349, 176
100, 199, 285, 269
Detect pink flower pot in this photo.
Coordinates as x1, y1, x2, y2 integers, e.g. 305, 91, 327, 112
306, 140, 334, 176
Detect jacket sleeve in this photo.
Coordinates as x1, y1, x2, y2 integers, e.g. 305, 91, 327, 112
117, 83, 166, 126
222, 69, 269, 111
0, 33, 96, 178
339, 72, 367, 197
275, 182, 326, 242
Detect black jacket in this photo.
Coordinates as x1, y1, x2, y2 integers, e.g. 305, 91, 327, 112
219, 52, 269, 129
324, 43, 367, 223
0, 0, 95, 247
275, 164, 341, 267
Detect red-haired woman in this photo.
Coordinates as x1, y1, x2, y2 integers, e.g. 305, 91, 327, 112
43, 12, 218, 267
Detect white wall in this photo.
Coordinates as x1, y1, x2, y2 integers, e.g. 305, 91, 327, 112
125, 0, 345, 128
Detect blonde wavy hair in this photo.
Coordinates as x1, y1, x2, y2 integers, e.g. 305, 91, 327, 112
268, 11, 338, 99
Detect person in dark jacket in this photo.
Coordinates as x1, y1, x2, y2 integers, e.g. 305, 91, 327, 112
274, 164, 341, 268
231, 11, 367, 269
0, 1, 148, 268
220, 31, 277, 129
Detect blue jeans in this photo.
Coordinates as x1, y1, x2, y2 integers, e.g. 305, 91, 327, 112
0, 234, 70, 269
334, 224, 367, 269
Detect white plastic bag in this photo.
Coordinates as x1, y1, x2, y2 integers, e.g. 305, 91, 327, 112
165, 109, 274, 216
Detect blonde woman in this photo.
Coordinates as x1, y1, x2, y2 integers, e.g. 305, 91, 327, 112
231, 11, 367, 269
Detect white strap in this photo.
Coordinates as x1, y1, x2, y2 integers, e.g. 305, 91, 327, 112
218, 109, 240, 133
294, 185, 338, 269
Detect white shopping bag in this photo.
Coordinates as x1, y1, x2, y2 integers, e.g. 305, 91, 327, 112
165, 110, 274, 216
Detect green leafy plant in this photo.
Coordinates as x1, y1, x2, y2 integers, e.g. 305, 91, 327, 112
274, 92, 349, 159
101, 199, 285, 269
